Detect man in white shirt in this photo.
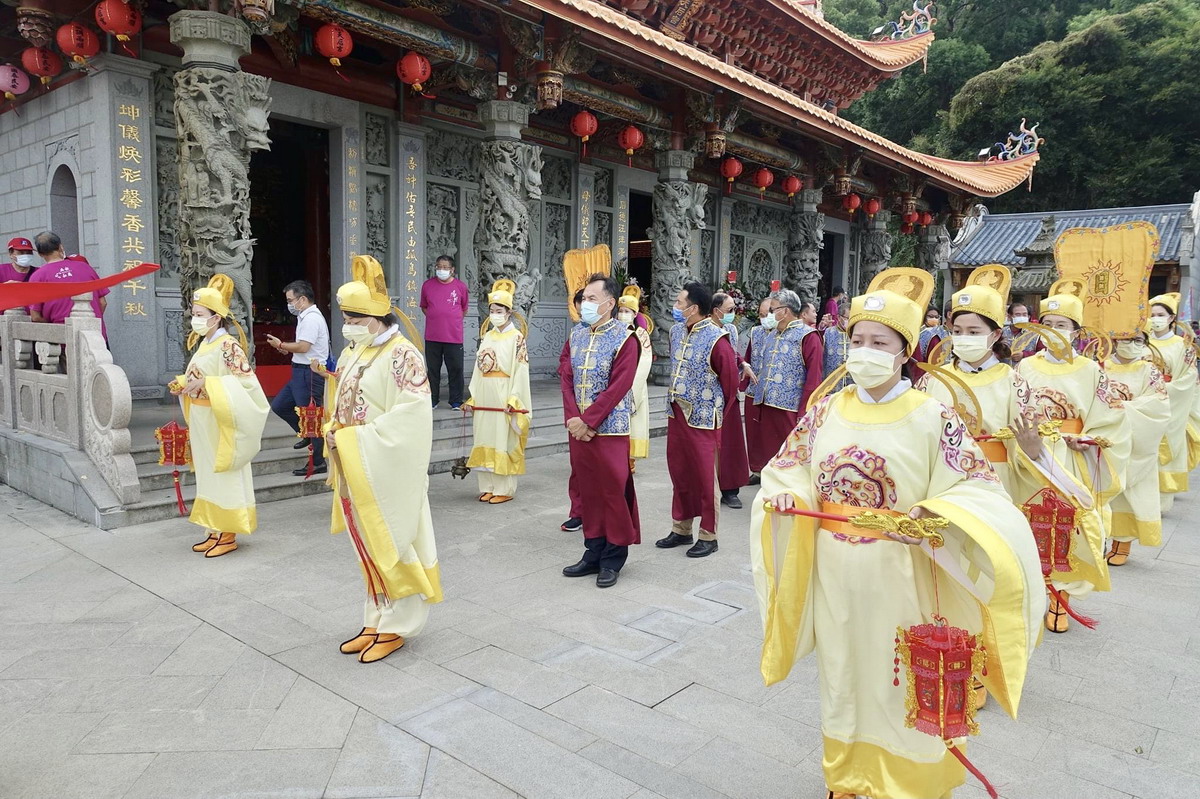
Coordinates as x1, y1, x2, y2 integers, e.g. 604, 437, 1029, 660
267, 280, 331, 476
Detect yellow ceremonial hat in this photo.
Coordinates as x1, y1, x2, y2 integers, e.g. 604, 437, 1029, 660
488, 279, 515, 310
951, 265, 1010, 328
337, 255, 393, 317
849, 267, 934, 354
1150, 292, 1180, 316
618, 284, 642, 311
1040, 278, 1085, 326
192, 274, 235, 319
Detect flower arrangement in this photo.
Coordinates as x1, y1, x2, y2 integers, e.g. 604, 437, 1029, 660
721, 271, 758, 323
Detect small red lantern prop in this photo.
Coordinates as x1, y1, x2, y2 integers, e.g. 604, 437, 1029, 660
842, 192, 862, 212
1, 65, 30, 102
21, 47, 61, 86
782, 174, 802, 199
315, 23, 353, 81
397, 50, 432, 93
720, 156, 743, 195
900, 222, 915, 235
726, 271, 738, 283
95, 0, 141, 56
155, 420, 192, 517
570, 110, 598, 157
752, 167, 774, 196
919, 210, 935, 227
903, 210, 919, 225
770, 279, 781, 291
295, 400, 324, 479
1021, 487, 1098, 629
865, 197, 881, 219
616, 124, 644, 168
56, 23, 101, 65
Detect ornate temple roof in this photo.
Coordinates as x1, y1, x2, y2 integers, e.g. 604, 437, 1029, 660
767, 0, 935, 70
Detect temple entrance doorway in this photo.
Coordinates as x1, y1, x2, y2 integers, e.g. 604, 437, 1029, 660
247, 119, 331, 393
627, 190, 653, 293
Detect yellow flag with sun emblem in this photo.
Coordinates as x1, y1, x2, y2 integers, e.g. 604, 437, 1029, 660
1054, 221, 1159, 338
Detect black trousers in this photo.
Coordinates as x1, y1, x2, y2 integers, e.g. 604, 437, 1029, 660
425, 340, 464, 406
270, 364, 325, 466
582, 536, 628, 572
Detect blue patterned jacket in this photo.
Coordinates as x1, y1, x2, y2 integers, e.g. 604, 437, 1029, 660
570, 319, 634, 435
667, 318, 729, 429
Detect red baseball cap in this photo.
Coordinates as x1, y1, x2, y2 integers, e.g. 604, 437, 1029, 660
66, 253, 91, 265
7, 237, 33, 251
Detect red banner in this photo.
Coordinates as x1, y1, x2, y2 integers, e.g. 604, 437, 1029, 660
0, 262, 160, 312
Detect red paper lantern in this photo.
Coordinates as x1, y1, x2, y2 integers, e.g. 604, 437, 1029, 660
900, 222, 915, 235
726, 271, 738, 283
21, 47, 62, 86
842, 192, 862, 212
397, 51, 432, 93
720, 157, 743, 195
0, 65, 30, 101
782, 174, 802, 198
314, 23, 353, 67
752, 167, 774, 195
919, 210, 935, 227
571, 110, 598, 157
56, 23, 101, 65
865, 197, 881, 219
616, 124, 644, 167
903, 210, 919, 225
95, 0, 142, 41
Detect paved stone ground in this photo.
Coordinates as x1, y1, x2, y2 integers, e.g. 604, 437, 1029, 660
2, 451, 1198, 799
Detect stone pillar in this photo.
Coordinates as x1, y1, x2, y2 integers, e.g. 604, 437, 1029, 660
785, 188, 824, 303
169, 11, 271, 350
577, 164, 596, 249
860, 209, 893, 288
916, 222, 953, 303
473, 100, 543, 319
648, 150, 707, 358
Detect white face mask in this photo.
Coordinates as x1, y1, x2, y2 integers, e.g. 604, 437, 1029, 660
617, 310, 635, 325
190, 315, 215, 335
761, 313, 779, 330
489, 312, 509, 328
14, 254, 35, 268
1115, 341, 1146, 361
1150, 316, 1171, 333
951, 334, 993, 363
1011, 315, 1029, 325
343, 323, 376, 346
845, 346, 900, 389
435, 269, 452, 281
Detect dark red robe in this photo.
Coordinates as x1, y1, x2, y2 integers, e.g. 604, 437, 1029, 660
718, 339, 749, 492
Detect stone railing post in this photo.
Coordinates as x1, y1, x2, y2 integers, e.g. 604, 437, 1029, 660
0, 306, 26, 428
648, 150, 707, 358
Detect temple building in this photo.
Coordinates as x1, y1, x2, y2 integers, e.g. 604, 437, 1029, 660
0, 0, 1041, 392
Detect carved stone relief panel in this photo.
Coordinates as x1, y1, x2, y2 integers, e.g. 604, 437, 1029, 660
700, 229, 715, 273
594, 210, 612, 250
593, 166, 613, 207
730, 234, 745, 271
426, 182, 460, 266
153, 68, 178, 128
155, 137, 181, 283
364, 113, 389, 167
731, 200, 788, 237
427, 128, 479, 182
748, 247, 775, 298
462, 187, 480, 287
542, 202, 570, 298
542, 155, 572, 201
163, 309, 186, 372
364, 174, 389, 261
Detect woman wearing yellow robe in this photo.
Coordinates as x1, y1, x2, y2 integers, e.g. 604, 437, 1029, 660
1016, 285, 1130, 632
1147, 293, 1197, 509
1102, 331, 1170, 565
326, 256, 442, 664
170, 274, 268, 558
617, 291, 653, 464
465, 280, 532, 504
751, 267, 1043, 799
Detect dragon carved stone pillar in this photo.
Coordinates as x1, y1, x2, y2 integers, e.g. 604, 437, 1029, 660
648, 150, 708, 359
916, 221, 953, 301
860, 209, 893, 289
473, 101, 543, 320
784, 187, 824, 304
169, 11, 271, 351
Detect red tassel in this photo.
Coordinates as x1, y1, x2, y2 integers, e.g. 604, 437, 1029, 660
172, 470, 188, 516
947, 743, 998, 799
304, 448, 314, 480
341, 497, 390, 605
333, 68, 351, 83
1048, 584, 1099, 629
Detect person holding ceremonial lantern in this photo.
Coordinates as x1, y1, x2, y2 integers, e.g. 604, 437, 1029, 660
750, 267, 1043, 799
325, 255, 442, 663
169, 275, 269, 558
464, 279, 533, 504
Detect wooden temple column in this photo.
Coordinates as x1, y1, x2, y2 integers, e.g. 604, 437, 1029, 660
473, 100, 544, 320
860, 209, 893, 289
784, 187, 825, 303
648, 149, 708, 359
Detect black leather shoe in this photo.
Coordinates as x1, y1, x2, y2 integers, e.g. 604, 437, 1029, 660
596, 568, 619, 588
560, 517, 583, 532
747, 473, 761, 486
293, 439, 310, 450
720, 491, 743, 509
294, 463, 328, 476
686, 540, 719, 558
562, 560, 600, 577
655, 532, 694, 549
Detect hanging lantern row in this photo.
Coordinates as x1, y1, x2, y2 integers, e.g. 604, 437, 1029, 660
570, 109, 598, 157
2, 15, 127, 100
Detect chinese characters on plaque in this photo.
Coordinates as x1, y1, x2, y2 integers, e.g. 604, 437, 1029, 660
402, 153, 419, 310
115, 102, 148, 319
346, 143, 360, 254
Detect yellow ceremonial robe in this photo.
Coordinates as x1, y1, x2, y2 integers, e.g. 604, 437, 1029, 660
1149, 333, 1198, 494
327, 332, 443, 634
177, 332, 268, 535
629, 326, 653, 459
1016, 353, 1131, 595
467, 325, 532, 495
1103, 358, 1170, 546
750, 387, 1043, 799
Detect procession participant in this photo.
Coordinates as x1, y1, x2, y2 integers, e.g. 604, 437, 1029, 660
169, 274, 269, 558
751, 266, 1043, 799
910, 306, 949, 380
326, 255, 441, 663
655, 281, 738, 558
618, 286, 654, 470
1147, 293, 1198, 509
464, 280, 532, 505
749, 289, 822, 475
1103, 330, 1169, 565
560, 274, 641, 588
266, 280, 331, 477
1002, 301, 1038, 363
712, 291, 749, 509
822, 311, 852, 392
742, 297, 774, 486
1016, 281, 1129, 632
560, 289, 586, 533
2, 236, 37, 283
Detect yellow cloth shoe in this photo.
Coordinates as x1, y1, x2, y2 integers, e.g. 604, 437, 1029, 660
827, 791, 857, 799
339, 627, 377, 654
1106, 540, 1131, 566
972, 677, 988, 710
359, 634, 405, 663
488, 495, 514, 504
205, 532, 238, 558
478, 493, 494, 502
192, 532, 218, 553
1046, 593, 1069, 633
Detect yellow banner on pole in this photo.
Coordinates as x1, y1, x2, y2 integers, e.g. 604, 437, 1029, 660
563, 244, 612, 322
1054, 221, 1159, 338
